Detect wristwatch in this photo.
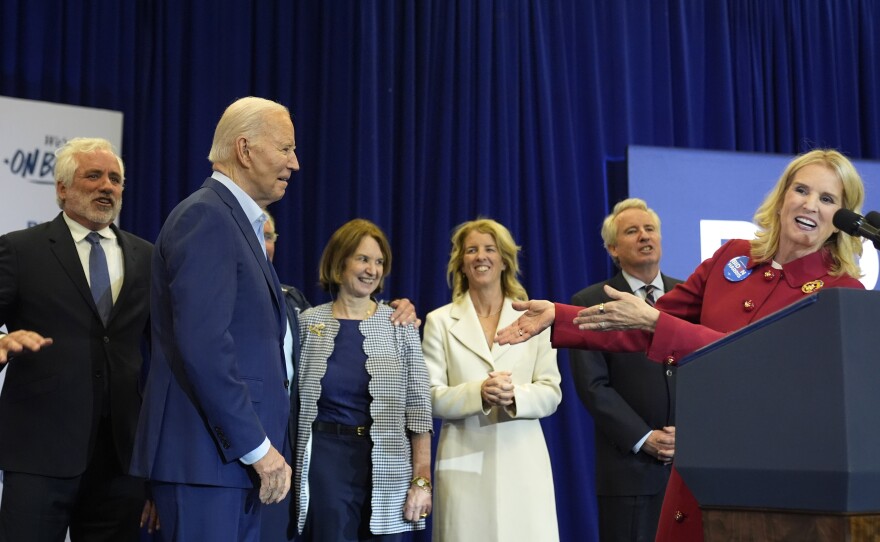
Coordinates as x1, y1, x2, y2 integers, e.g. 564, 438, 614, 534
411, 475, 432, 494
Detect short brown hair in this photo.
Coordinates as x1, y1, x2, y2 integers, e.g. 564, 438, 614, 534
319, 219, 392, 294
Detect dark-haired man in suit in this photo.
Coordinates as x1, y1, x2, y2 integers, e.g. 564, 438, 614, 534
569, 198, 681, 542
0, 137, 154, 541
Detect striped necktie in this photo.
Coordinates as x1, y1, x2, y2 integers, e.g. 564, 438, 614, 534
644, 284, 657, 307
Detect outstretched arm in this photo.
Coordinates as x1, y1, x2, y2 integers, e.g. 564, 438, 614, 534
0, 330, 53, 364
494, 300, 556, 345
573, 285, 661, 332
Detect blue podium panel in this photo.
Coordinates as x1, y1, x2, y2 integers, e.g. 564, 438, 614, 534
676, 289, 880, 512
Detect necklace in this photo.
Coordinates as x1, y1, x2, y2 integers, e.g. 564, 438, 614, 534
476, 308, 502, 319
333, 300, 375, 319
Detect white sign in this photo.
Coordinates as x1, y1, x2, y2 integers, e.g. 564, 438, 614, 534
0, 95, 123, 235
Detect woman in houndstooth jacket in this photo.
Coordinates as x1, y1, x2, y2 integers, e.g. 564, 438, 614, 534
294, 219, 433, 541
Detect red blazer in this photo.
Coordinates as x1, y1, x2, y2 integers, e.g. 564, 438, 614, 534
552, 239, 864, 542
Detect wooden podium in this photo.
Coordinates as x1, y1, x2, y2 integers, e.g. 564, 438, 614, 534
675, 289, 880, 542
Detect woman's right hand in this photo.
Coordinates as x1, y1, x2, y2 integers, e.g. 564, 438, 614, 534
573, 285, 661, 332
495, 300, 556, 345
481, 370, 514, 408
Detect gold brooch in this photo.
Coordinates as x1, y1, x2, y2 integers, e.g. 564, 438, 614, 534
309, 323, 326, 336
801, 280, 824, 294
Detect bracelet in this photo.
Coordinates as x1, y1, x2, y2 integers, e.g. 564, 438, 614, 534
410, 475, 432, 494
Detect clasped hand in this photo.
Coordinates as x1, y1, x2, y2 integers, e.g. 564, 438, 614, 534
642, 426, 676, 464
481, 370, 515, 408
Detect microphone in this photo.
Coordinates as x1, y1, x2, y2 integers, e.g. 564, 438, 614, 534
833, 209, 880, 248
864, 211, 880, 251
866, 210, 880, 229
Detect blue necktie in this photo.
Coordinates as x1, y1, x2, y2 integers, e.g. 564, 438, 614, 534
86, 232, 113, 325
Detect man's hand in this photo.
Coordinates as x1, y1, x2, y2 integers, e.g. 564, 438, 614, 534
139, 499, 160, 534
642, 426, 675, 464
388, 298, 421, 328
0, 330, 53, 364
495, 300, 556, 345
252, 446, 292, 504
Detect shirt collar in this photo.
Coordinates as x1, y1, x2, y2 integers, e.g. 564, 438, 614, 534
772, 248, 836, 287
621, 269, 664, 294
211, 171, 265, 226
62, 212, 117, 242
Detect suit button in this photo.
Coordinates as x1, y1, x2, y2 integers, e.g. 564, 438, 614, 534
666, 369, 673, 377
763, 270, 775, 280
674, 510, 686, 523
283, 379, 290, 389
743, 300, 755, 312
103, 336, 110, 343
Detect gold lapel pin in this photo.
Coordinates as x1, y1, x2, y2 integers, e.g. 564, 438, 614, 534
309, 323, 326, 336
801, 280, 824, 294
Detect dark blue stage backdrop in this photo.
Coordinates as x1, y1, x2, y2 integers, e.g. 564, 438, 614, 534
3, 2, 880, 541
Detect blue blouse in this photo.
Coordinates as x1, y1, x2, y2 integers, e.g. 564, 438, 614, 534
315, 319, 371, 425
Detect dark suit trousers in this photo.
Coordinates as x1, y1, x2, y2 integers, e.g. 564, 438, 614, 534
152, 482, 262, 542
598, 492, 664, 542
0, 417, 145, 542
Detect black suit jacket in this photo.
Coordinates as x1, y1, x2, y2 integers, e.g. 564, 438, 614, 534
281, 284, 310, 458
569, 272, 682, 496
0, 213, 152, 477
259, 284, 310, 542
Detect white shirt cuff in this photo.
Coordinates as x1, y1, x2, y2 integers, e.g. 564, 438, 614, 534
239, 437, 270, 465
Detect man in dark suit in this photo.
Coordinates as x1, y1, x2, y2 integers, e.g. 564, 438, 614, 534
0, 138, 154, 541
131, 97, 298, 541
569, 198, 681, 542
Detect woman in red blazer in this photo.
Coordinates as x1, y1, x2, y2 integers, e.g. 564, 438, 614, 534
497, 149, 867, 542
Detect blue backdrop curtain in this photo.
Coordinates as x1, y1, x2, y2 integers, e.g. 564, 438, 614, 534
3, 1, 879, 540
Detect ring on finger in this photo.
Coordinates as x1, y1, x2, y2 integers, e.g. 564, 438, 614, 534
420, 512, 429, 518
599, 321, 606, 329
598, 302, 605, 315
518, 329, 524, 336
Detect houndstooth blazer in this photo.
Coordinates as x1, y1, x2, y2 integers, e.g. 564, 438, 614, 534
294, 301, 433, 535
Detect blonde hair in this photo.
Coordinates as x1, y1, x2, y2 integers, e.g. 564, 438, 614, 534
751, 149, 864, 277
319, 219, 392, 294
447, 218, 527, 301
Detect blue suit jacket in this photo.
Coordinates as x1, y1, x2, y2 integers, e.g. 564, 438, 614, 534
131, 177, 289, 489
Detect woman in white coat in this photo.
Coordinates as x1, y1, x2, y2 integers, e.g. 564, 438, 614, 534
422, 218, 562, 541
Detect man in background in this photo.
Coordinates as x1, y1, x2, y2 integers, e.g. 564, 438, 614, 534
0, 138, 154, 541
569, 198, 680, 542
